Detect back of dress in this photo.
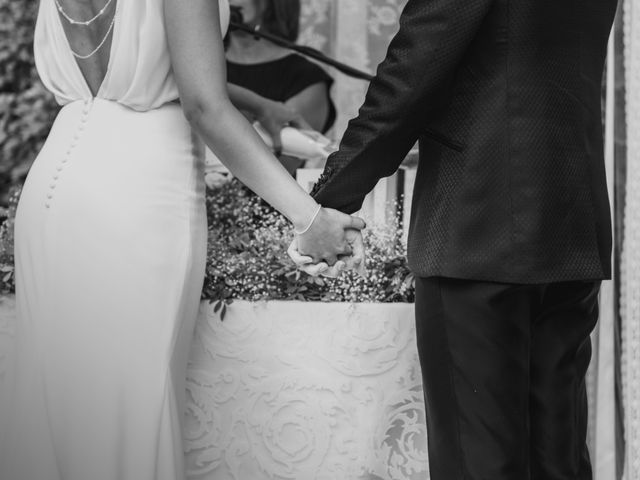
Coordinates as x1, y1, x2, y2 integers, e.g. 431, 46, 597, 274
34, 0, 230, 110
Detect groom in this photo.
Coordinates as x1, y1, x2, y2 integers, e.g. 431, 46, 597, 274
291, 0, 618, 478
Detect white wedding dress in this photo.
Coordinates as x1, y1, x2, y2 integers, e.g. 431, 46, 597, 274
1, 1, 229, 479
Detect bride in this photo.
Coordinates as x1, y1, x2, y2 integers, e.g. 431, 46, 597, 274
0, 0, 364, 479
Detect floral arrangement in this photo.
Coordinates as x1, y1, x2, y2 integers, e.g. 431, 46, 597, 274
204, 179, 415, 306
0, 180, 415, 305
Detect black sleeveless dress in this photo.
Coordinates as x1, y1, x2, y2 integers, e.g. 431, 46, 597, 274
227, 54, 336, 134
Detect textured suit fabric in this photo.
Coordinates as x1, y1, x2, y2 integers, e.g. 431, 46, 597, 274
415, 277, 600, 480
312, 0, 617, 284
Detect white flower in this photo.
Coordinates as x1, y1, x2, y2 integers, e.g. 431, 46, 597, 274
205, 172, 232, 189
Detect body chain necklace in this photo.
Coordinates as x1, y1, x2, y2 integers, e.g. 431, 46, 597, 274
55, 0, 114, 26
55, 0, 117, 60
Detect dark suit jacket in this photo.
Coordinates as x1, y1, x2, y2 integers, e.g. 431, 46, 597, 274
312, 0, 617, 284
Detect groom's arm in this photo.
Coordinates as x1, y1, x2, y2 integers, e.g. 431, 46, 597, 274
312, 0, 493, 213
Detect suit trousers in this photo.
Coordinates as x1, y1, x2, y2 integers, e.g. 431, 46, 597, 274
415, 277, 601, 480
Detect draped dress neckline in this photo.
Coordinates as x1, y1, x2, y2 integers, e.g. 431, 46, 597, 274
50, 0, 122, 99
35, 0, 229, 110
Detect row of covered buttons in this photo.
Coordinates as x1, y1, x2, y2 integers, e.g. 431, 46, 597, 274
46, 99, 93, 209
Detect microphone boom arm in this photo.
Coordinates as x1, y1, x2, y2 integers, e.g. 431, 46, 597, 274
229, 21, 374, 82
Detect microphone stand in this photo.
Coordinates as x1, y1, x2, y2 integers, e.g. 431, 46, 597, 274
228, 10, 374, 82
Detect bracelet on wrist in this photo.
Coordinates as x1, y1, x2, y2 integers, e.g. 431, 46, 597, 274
294, 204, 322, 235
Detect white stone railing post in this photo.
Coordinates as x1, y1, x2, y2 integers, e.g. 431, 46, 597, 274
332, 0, 371, 138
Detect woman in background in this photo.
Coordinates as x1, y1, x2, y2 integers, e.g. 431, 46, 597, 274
226, 83, 312, 157
226, 0, 336, 145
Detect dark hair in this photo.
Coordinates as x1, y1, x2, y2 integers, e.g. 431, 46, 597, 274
259, 0, 301, 42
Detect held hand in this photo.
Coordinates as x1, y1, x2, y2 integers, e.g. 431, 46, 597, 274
295, 208, 366, 266
287, 241, 346, 277
287, 228, 366, 278
256, 100, 312, 156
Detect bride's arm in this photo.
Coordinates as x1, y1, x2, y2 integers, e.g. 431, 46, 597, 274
163, 0, 363, 265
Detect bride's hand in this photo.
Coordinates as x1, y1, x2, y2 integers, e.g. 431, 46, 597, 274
287, 228, 366, 278
287, 230, 367, 278
287, 245, 331, 277
288, 208, 366, 276
288, 240, 345, 277
295, 208, 365, 266
256, 100, 311, 156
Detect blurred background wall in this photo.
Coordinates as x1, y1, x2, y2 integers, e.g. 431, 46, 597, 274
298, 0, 407, 136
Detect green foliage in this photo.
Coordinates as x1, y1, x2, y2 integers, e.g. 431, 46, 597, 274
0, 0, 59, 205
0, 186, 19, 294
203, 180, 415, 304
0, 180, 415, 303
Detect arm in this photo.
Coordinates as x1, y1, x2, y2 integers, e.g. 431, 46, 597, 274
313, 0, 494, 213
164, 0, 363, 264
285, 83, 330, 132
227, 84, 311, 154
226, 83, 271, 115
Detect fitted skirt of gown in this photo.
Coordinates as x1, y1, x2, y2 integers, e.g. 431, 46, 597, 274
1, 98, 208, 480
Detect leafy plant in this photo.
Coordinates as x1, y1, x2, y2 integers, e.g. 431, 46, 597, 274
202, 180, 414, 304
0, 186, 20, 294
0, 0, 59, 205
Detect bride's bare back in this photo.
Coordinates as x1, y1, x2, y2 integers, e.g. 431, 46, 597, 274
56, 0, 116, 96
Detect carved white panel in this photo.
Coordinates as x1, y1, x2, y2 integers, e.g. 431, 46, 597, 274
0, 289, 614, 479
185, 301, 429, 480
